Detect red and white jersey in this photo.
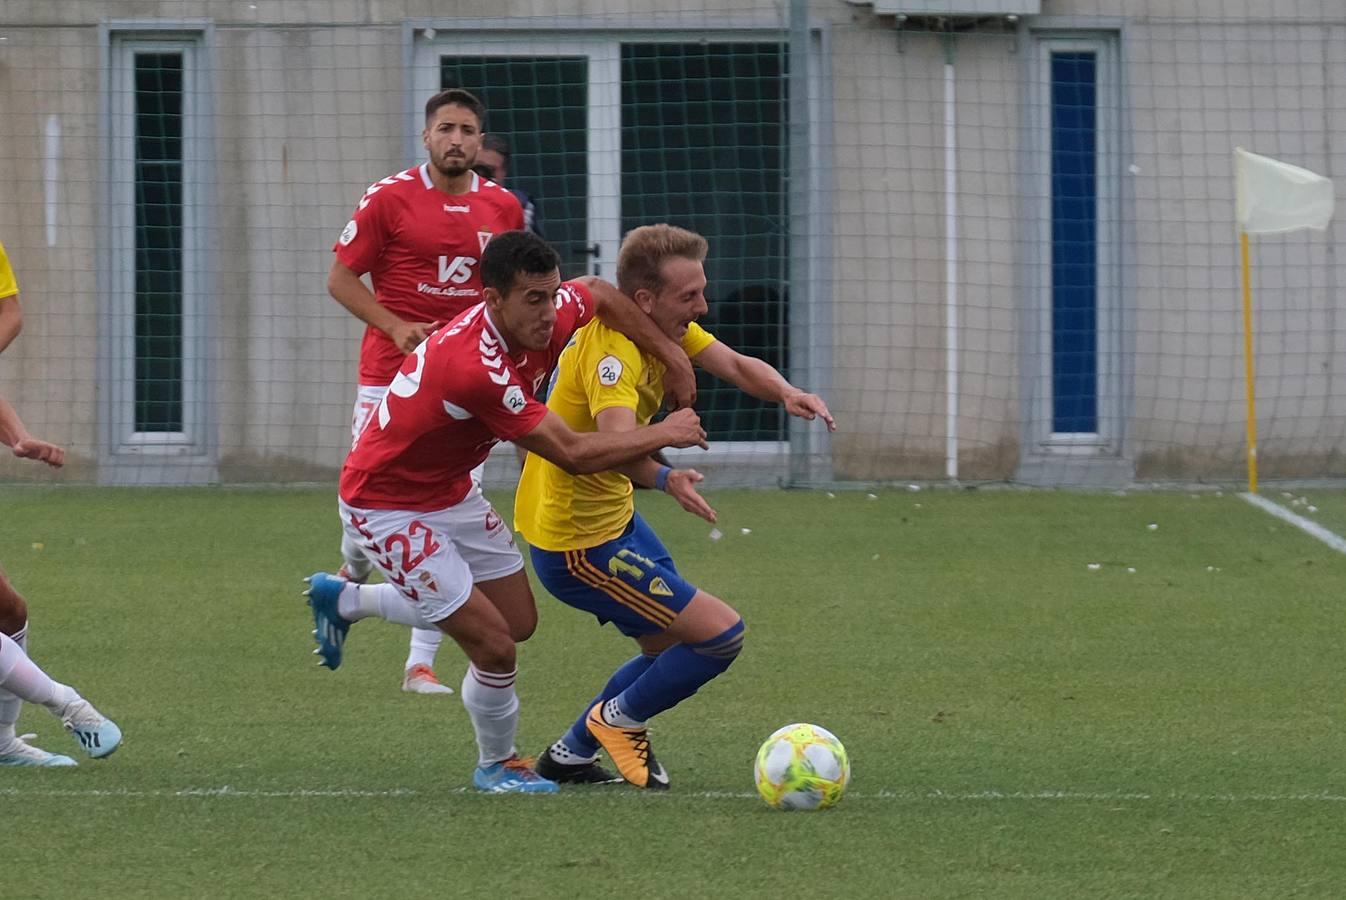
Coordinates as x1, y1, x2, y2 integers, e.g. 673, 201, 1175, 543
340, 281, 595, 512
334, 164, 525, 386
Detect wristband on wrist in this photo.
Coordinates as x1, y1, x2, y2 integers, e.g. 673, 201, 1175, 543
654, 465, 672, 492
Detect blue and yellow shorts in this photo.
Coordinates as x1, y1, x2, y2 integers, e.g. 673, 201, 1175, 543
530, 513, 699, 637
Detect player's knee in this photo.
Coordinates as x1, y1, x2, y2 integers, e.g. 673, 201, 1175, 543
0, 575, 27, 635
469, 630, 517, 672
508, 609, 538, 644
690, 617, 745, 670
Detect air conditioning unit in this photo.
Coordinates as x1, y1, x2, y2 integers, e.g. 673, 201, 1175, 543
846, 1, 1040, 14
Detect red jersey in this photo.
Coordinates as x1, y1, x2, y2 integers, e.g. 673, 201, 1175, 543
334, 165, 525, 386
339, 281, 595, 512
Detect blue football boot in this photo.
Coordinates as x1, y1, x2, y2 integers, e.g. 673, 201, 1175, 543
304, 571, 351, 670
0, 734, 78, 767
59, 699, 123, 759
473, 755, 560, 794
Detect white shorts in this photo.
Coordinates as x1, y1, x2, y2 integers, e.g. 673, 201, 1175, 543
339, 485, 524, 623
350, 384, 484, 483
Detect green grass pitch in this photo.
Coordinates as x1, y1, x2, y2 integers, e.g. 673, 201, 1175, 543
3, 486, 1346, 898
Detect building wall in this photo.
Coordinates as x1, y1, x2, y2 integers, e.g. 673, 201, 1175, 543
0, 0, 1342, 485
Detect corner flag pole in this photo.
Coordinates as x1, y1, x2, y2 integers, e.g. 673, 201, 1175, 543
1234, 147, 1333, 495
1238, 230, 1258, 494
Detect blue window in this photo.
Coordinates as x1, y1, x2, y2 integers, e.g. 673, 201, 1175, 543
134, 52, 185, 433
1050, 52, 1097, 434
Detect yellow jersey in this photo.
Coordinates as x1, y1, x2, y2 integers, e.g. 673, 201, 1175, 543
514, 319, 717, 551
0, 240, 18, 300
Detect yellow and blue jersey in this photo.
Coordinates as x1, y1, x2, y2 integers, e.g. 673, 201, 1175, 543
0, 241, 19, 300
514, 319, 716, 552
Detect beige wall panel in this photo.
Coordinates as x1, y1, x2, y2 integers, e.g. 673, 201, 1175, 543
0, 27, 102, 480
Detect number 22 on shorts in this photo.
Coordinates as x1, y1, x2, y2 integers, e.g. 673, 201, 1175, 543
385, 520, 441, 573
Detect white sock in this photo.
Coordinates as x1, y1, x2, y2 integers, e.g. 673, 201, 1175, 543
339, 534, 373, 581
461, 665, 519, 766
548, 738, 597, 766
0, 622, 27, 743
0, 631, 78, 714
405, 628, 444, 671
336, 583, 370, 621
337, 583, 435, 630
603, 696, 645, 729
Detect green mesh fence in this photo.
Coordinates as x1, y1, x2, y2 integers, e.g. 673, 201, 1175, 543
2, 4, 1345, 489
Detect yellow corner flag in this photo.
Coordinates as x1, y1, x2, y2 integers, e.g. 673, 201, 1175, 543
1235, 148, 1334, 494
1235, 147, 1334, 234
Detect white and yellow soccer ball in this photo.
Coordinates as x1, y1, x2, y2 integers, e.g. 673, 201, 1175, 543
753, 723, 850, 811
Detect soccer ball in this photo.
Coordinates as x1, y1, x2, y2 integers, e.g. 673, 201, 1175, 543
753, 723, 850, 811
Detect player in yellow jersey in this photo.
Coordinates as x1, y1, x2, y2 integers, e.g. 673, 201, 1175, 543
0, 240, 20, 355
0, 240, 122, 766
517, 224, 835, 788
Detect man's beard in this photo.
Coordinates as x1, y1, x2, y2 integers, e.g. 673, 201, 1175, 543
434, 152, 472, 177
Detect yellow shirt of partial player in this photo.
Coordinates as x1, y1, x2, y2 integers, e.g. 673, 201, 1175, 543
514, 320, 717, 552
0, 240, 18, 300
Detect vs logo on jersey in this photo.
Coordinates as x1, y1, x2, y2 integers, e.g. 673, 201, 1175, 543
438, 255, 478, 285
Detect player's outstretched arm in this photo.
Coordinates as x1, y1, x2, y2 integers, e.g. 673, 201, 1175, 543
571, 276, 696, 410
513, 408, 707, 477
693, 342, 837, 432
596, 407, 717, 523
327, 259, 438, 353
0, 394, 63, 467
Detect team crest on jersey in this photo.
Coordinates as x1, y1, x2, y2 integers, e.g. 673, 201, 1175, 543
649, 577, 674, 598
416, 570, 440, 592
478, 231, 493, 252
502, 384, 526, 414
484, 510, 503, 532
597, 355, 623, 387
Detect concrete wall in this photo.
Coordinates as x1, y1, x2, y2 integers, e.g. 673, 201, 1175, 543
0, 0, 1342, 486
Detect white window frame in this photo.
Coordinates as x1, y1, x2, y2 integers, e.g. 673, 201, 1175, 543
101, 26, 215, 479
1027, 33, 1121, 455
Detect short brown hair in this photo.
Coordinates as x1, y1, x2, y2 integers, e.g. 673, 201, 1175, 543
481, 230, 560, 295
424, 88, 486, 127
616, 224, 708, 297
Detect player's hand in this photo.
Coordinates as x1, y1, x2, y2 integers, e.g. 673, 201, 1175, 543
664, 468, 717, 523
660, 408, 709, 450
784, 390, 836, 432
662, 356, 697, 410
12, 437, 65, 468
387, 320, 440, 354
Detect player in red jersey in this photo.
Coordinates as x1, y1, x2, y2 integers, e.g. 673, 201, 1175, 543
327, 89, 525, 695
304, 230, 704, 793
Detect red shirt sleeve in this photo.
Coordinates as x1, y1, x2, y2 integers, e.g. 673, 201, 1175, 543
454, 359, 549, 443
552, 280, 595, 344
333, 183, 392, 275
504, 192, 525, 231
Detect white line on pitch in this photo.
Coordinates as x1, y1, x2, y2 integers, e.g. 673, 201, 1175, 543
1240, 492, 1346, 554
2, 786, 1346, 803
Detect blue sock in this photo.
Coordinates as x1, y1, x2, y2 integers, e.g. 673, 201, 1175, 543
617, 619, 745, 723
561, 652, 658, 757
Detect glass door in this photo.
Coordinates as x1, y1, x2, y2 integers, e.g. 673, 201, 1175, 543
412, 38, 620, 280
